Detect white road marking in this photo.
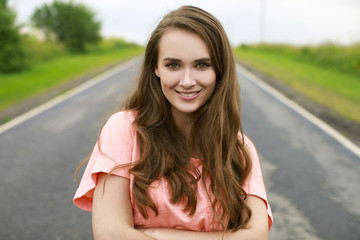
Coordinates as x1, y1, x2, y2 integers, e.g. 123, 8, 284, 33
236, 64, 360, 159
0, 57, 140, 135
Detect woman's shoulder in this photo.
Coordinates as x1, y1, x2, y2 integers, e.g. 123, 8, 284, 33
103, 110, 137, 129
99, 110, 138, 140
237, 132, 260, 162
107, 110, 136, 124
238, 132, 257, 151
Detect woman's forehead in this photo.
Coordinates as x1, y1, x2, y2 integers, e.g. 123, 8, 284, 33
158, 29, 211, 62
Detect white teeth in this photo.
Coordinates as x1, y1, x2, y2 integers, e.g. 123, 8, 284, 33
179, 92, 197, 97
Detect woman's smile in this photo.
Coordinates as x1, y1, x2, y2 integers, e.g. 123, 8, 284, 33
176, 90, 202, 100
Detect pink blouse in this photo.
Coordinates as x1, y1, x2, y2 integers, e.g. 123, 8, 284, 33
73, 111, 273, 231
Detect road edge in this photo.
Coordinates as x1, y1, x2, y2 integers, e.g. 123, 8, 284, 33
236, 63, 360, 159
0, 57, 140, 135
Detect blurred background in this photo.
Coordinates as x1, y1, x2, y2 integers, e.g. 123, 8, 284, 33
2, 0, 360, 139
10, 0, 360, 45
1, 0, 360, 239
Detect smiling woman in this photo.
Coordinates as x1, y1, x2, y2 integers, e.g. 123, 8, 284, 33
155, 29, 216, 130
74, 5, 272, 240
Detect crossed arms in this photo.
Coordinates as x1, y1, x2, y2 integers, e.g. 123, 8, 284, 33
92, 173, 269, 240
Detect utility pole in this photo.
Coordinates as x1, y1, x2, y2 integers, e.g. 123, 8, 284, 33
260, 0, 266, 43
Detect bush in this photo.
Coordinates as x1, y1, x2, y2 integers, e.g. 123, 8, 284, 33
23, 36, 67, 64
0, 0, 28, 73
86, 38, 140, 53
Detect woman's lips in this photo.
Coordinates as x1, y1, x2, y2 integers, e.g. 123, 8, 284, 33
176, 90, 201, 100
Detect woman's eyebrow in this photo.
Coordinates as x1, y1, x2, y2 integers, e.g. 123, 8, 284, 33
163, 57, 181, 62
162, 57, 211, 62
194, 58, 211, 63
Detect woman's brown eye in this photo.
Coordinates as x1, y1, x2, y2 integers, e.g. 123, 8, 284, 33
167, 63, 179, 69
197, 63, 209, 68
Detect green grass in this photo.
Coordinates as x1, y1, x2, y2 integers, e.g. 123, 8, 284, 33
234, 47, 360, 123
239, 43, 360, 76
23, 37, 68, 64
0, 46, 144, 112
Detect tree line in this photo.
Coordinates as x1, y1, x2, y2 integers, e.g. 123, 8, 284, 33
0, 0, 101, 73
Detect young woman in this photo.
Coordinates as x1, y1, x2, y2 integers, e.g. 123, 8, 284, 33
74, 5, 273, 240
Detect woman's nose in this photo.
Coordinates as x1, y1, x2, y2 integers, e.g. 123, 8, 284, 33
179, 69, 196, 88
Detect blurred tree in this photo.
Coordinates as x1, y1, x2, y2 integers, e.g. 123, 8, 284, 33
0, 0, 27, 73
31, 1, 101, 53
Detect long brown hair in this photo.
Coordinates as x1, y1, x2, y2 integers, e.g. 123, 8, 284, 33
76, 5, 252, 231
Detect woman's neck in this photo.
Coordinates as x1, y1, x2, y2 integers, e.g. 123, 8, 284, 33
171, 108, 196, 136
170, 107, 202, 159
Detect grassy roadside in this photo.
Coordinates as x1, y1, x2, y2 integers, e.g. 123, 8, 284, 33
0, 46, 144, 114
233, 47, 360, 124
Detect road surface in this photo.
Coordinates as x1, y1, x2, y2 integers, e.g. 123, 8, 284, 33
0, 58, 359, 239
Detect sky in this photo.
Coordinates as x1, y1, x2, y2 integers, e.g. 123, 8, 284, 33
8, 0, 360, 46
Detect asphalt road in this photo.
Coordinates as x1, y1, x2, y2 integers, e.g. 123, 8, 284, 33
0, 58, 359, 239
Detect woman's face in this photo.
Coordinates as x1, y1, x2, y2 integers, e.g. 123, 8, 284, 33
155, 28, 216, 121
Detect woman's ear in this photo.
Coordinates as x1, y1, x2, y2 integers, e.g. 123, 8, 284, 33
155, 69, 160, 78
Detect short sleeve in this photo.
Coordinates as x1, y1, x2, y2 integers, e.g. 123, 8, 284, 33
242, 135, 273, 230
73, 111, 136, 211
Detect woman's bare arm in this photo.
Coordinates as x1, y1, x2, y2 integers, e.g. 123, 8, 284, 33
92, 173, 155, 240
141, 195, 269, 240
